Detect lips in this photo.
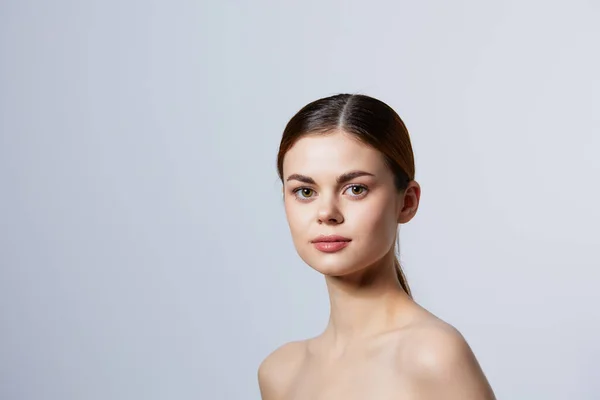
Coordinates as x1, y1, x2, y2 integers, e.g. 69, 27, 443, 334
311, 235, 352, 253
311, 235, 351, 243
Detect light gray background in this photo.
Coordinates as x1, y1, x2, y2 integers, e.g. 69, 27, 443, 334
1, 0, 599, 399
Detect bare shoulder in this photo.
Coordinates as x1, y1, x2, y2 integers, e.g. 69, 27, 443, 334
394, 316, 497, 399
397, 317, 471, 368
257, 340, 307, 400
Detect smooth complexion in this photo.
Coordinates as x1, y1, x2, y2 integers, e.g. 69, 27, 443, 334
259, 130, 496, 400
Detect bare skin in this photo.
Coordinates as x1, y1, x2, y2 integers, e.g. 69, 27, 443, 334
259, 131, 496, 399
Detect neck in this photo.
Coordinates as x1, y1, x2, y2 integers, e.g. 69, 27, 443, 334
322, 249, 413, 349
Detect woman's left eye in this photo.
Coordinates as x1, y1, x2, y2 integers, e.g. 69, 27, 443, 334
344, 185, 368, 197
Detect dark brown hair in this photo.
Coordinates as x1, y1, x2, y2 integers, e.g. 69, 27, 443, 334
276, 93, 415, 298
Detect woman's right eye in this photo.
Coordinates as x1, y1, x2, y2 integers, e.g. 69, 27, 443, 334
293, 188, 315, 200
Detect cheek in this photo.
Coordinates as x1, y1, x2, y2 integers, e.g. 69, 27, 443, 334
284, 199, 308, 238
352, 197, 398, 244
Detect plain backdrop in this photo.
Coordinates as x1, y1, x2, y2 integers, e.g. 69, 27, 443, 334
1, 0, 599, 399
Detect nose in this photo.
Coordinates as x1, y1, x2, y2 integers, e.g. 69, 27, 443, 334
317, 195, 344, 225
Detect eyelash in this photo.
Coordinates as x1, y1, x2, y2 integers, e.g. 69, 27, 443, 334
291, 185, 369, 202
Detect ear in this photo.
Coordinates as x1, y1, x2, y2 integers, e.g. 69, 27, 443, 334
397, 181, 421, 224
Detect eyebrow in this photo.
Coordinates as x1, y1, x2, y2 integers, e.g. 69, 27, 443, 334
286, 170, 375, 185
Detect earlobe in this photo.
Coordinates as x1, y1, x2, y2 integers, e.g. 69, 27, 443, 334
397, 206, 416, 224
397, 207, 409, 224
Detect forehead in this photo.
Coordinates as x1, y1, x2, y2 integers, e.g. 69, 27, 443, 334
282, 131, 388, 178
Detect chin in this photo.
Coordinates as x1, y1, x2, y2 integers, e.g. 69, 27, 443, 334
301, 253, 365, 277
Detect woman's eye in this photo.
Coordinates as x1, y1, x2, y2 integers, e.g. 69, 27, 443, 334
345, 185, 368, 197
294, 188, 315, 199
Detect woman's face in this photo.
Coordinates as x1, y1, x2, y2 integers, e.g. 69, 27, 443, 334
282, 130, 406, 277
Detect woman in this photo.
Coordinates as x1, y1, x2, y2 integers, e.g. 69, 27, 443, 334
258, 93, 496, 399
